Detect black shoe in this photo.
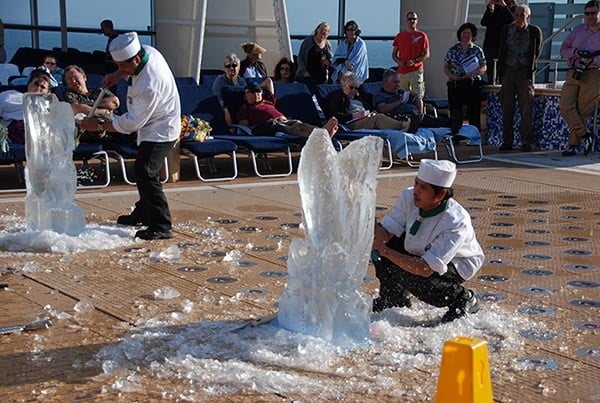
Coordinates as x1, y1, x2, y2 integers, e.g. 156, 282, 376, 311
561, 145, 577, 157
441, 290, 480, 323
135, 228, 174, 240
117, 214, 147, 226
582, 134, 594, 156
498, 143, 512, 151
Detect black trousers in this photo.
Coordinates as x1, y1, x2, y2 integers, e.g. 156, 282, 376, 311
447, 79, 482, 134
132, 140, 176, 231
373, 234, 467, 308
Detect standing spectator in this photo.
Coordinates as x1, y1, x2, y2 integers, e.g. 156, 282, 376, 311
497, 5, 542, 152
481, 0, 515, 84
443, 23, 487, 134
559, 0, 600, 157
273, 57, 297, 83
80, 32, 181, 240
100, 19, 119, 73
212, 53, 247, 126
331, 20, 369, 84
371, 159, 484, 322
240, 42, 268, 80
0, 18, 6, 63
391, 11, 430, 113
297, 22, 334, 85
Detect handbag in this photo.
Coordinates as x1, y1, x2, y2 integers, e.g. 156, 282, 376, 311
180, 115, 212, 142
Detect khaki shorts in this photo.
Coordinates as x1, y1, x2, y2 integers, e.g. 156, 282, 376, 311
399, 69, 425, 99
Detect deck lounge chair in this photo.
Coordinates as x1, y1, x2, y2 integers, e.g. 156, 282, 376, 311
179, 84, 292, 178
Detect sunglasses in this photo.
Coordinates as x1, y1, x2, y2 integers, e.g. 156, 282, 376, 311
348, 85, 359, 90
408, 18, 418, 21
45, 61, 57, 65
584, 10, 599, 16
280, 66, 290, 71
224, 63, 238, 69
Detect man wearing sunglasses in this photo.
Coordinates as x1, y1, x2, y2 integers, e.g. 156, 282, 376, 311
559, 0, 600, 157
392, 11, 430, 114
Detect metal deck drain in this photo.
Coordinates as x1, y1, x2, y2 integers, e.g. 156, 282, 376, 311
575, 347, 600, 359
496, 203, 517, 208
567, 280, 599, 288
524, 241, 550, 246
560, 215, 583, 220
216, 219, 238, 224
478, 274, 509, 282
528, 200, 549, 204
490, 222, 514, 227
521, 286, 553, 295
560, 205, 582, 210
574, 322, 600, 331
498, 195, 518, 199
522, 269, 554, 276
569, 300, 600, 308
260, 271, 287, 278
494, 212, 516, 217
238, 288, 271, 296
177, 242, 200, 249
124, 247, 151, 253
199, 251, 226, 257
485, 259, 510, 265
477, 293, 506, 302
564, 249, 592, 256
527, 218, 549, 223
486, 245, 512, 251
519, 306, 555, 315
177, 266, 207, 273
206, 277, 237, 284
249, 246, 276, 252
526, 209, 549, 214
520, 329, 557, 340
525, 229, 549, 234
562, 236, 589, 242
516, 357, 559, 370
266, 233, 290, 240
278, 256, 288, 261
467, 197, 487, 201
239, 226, 263, 232
280, 222, 301, 229
563, 225, 586, 230
488, 233, 513, 238
565, 263, 597, 271
227, 261, 257, 268
255, 215, 278, 221
523, 254, 552, 261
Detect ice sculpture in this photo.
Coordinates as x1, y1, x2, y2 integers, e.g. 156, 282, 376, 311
278, 129, 383, 346
23, 93, 86, 236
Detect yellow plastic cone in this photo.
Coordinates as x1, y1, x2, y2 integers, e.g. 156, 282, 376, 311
435, 337, 493, 403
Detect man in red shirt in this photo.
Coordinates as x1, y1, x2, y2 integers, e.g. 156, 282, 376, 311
392, 11, 430, 114
236, 80, 337, 137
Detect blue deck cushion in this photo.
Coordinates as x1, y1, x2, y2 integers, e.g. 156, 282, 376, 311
0, 143, 26, 164
73, 142, 103, 159
213, 134, 289, 153
180, 139, 237, 158
273, 82, 322, 126
102, 142, 138, 158
426, 125, 482, 146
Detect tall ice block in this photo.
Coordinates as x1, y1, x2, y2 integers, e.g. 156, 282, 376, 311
435, 337, 493, 403
23, 93, 86, 236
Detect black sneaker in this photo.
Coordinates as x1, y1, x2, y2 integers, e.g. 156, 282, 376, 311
117, 214, 148, 226
498, 143, 512, 151
582, 134, 594, 156
441, 290, 480, 323
135, 228, 174, 240
561, 145, 577, 157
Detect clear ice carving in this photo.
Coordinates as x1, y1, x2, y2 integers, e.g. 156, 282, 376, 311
278, 129, 383, 346
23, 93, 86, 236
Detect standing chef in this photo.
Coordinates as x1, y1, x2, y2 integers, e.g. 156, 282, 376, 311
80, 32, 180, 240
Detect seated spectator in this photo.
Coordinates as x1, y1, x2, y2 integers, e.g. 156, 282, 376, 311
297, 21, 334, 85
240, 42, 268, 80
331, 20, 369, 84
212, 53, 247, 126
62, 65, 120, 142
326, 72, 410, 131
236, 79, 338, 137
0, 70, 52, 144
273, 57, 297, 83
38, 54, 64, 88
373, 69, 419, 116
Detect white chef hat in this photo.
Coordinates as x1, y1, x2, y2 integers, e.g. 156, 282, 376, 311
109, 32, 142, 62
417, 159, 457, 188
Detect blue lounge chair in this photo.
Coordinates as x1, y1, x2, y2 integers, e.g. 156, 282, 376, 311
315, 84, 437, 167
179, 84, 292, 178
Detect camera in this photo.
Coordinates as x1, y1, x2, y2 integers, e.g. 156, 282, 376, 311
572, 49, 600, 80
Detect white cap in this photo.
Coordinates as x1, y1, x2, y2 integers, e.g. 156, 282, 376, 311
109, 32, 142, 62
417, 159, 457, 188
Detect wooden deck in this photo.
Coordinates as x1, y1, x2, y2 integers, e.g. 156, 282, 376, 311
1, 144, 599, 402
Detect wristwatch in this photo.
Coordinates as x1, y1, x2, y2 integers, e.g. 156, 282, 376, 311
97, 119, 105, 132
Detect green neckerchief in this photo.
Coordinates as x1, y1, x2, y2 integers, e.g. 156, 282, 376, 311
409, 199, 448, 235
127, 52, 149, 86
